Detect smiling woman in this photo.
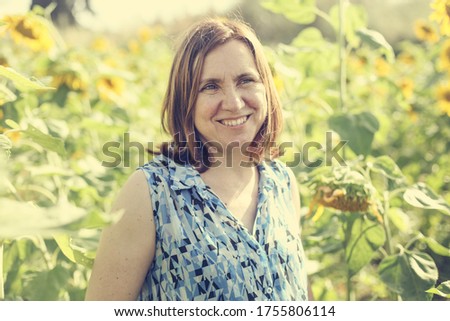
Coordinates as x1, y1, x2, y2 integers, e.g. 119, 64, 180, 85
85, 17, 311, 301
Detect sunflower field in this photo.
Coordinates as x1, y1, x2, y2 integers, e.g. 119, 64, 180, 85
0, 0, 449, 301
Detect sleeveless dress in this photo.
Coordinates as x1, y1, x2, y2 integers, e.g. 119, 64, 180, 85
137, 154, 308, 301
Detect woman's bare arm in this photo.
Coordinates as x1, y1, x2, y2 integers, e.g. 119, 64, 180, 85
85, 170, 155, 300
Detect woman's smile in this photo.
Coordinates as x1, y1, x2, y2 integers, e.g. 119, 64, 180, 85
218, 115, 251, 127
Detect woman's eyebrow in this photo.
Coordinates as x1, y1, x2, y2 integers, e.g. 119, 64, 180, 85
200, 72, 259, 85
199, 77, 222, 85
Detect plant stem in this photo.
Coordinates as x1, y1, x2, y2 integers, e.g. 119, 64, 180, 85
382, 191, 393, 255
346, 270, 352, 301
338, 0, 347, 112
313, 8, 333, 27
0, 240, 4, 300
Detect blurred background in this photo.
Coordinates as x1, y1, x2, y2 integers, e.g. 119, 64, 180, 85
0, 0, 435, 43
0, 0, 449, 301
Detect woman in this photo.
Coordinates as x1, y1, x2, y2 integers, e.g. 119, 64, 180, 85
85, 17, 309, 301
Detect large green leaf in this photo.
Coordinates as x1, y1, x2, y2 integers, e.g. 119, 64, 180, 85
22, 124, 66, 157
22, 265, 70, 300
0, 199, 86, 238
403, 183, 450, 215
378, 250, 438, 300
368, 155, 406, 191
426, 280, 450, 299
356, 28, 395, 63
261, 0, 317, 24
0, 66, 54, 92
421, 236, 450, 257
368, 155, 405, 182
345, 215, 385, 276
328, 112, 380, 156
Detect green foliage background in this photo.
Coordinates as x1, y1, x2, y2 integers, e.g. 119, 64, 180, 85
0, 0, 449, 300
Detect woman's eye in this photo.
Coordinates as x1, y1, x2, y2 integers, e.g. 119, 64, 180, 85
201, 83, 218, 91
239, 77, 254, 85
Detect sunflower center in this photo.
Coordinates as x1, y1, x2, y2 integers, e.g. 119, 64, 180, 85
446, 4, 450, 18
446, 46, 450, 59
444, 90, 450, 102
16, 19, 38, 40
422, 25, 433, 34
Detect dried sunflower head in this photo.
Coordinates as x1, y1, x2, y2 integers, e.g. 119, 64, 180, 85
306, 165, 383, 223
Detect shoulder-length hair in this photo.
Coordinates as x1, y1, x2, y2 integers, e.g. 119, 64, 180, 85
156, 17, 283, 172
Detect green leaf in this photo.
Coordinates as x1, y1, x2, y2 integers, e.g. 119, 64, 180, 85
0, 199, 86, 238
54, 234, 95, 268
378, 250, 438, 300
261, 0, 317, 24
426, 280, 450, 299
0, 66, 55, 92
356, 28, 395, 63
22, 265, 70, 300
368, 155, 405, 182
0, 83, 17, 105
0, 134, 12, 156
22, 124, 66, 157
421, 237, 450, 257
403, 183, 450, 215
329, 111, 380, 156
345, 216, 385, 276
4, 119, 20, 130
387, 207, 410, 233
291, 27, 325, 49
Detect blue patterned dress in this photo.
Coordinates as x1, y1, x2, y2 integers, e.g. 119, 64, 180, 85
137, 154, 308, 301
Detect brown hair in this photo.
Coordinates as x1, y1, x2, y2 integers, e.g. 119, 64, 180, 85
156, 17, 283, 172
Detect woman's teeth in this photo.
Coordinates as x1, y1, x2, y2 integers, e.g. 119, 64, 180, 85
220, 116, 248, 127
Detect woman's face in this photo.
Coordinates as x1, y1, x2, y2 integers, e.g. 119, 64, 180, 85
193, 40, 267, 153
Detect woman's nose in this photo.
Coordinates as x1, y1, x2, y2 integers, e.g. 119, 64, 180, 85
222, 87, 245, 111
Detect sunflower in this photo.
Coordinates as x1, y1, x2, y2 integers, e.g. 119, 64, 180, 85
398, 78, 414, 99
397, 52, 415, 65
438, 39, 450, 72
128, 39, 140, 54
1, 14, 54, 52
306, 166, 384, 224
0, 56, 8, 67
407, 105, 419, 123
52, 71, 88, 92
91, 37, 111, 52
430, 0, 450, 36
375, 57, 390, 77
436, 83, 450, 116
96, 76, 126, 103
138, 26, 153, 42
414, 20, 439, 43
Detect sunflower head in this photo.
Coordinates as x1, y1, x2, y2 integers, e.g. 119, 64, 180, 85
414, 20, 439, 43
436, 83, 450, 116
1, 13, 55, 52
430, 0, 450, 36
398, 78, 415, 100
96, 76, 126, 103
375, 57, 390, 77
91, 37, 111, 52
